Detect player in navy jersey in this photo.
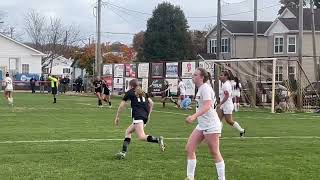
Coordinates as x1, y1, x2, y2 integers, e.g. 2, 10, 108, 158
160, 80, 179, 108
101, 80, 112, 108
93, 77, 103, 107
114, 79, 165, 159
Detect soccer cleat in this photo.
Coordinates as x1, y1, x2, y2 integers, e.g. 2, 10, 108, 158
158, 136, 166, 152
240, 129, 246, 138
115, 151, 126, 160
108, 105, 112, 109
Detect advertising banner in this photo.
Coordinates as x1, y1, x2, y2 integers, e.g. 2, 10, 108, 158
181, 62, 195, 78
151, 63, 164, 78
138, 63, 149, 78
114, 64, 124, 77
166, 62, 179, 78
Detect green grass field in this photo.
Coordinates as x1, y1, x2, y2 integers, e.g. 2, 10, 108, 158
0, 93, 319, 180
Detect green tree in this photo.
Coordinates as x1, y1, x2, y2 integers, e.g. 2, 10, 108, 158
143, 2, 194, 62
278, 0, 306, 14
132, 31, 145, 61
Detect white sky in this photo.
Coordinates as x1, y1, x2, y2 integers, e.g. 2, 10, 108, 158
0, 0, 281, 45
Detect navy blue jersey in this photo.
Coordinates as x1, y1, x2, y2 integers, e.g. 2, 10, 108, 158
102, 83, 110, 94
123, 88, 150, 121
93, 80, 103, 92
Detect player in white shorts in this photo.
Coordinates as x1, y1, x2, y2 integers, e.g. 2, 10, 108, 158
218, 71, 245, 137
185, 68, 225, 180
231, 77, 242, 112
178, 77, 186, 107
3, 72, 14, 105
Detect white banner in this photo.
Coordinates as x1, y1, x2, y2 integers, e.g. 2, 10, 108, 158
103, 64, 113, 75
113, 78, 123, 92
114, 64, 124, 77
182, 78, 195, 96
199, 61, 215, 77
124, 77, 134, 92
181, 62, 195, 78
141, 78, 149, 93
138, 63, 149, 78
166, 78, 178, 94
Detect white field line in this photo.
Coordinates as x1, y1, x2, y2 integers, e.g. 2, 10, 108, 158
0, 136, 320, 144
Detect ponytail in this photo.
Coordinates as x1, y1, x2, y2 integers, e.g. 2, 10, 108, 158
135, 86, 145, 98
208, 72, 214, 89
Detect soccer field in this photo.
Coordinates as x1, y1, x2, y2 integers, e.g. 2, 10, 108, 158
0, 93, 319, 180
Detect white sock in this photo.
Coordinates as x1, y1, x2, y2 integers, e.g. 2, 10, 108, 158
237, 103, 240, 111
215, 161, 225, 180
233, 122, 244, 132
187, 159, 196, 179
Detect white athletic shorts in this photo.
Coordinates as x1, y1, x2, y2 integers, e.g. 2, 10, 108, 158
4, 89, 13, 92
196, 124, 221, 135
132, 119, 147, 127
233, 91, 240, 97
220, 103, 234, 115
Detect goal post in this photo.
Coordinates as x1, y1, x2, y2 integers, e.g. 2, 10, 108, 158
202, 58, 277, 113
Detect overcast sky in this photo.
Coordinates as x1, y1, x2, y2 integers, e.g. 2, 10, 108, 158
0, 0, 281, 45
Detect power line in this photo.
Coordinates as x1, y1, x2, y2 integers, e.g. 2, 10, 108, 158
102, 1, 280, 19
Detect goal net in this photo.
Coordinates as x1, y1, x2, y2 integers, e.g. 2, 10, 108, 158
203, 58, 320, 113
203, 58, 277, 113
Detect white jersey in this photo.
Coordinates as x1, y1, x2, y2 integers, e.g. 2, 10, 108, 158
220, 80, 233, 105
231, 80, 242, 97
178, 81, 186, 96
195, 83, 220, 130
4, 77, 13, 91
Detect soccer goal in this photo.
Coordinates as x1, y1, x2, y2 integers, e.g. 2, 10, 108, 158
203, 58, 320, 113
203, 58, 277, 113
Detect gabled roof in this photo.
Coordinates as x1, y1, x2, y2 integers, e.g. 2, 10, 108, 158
266, 7, 320, 34
206, 20, 273, 38
0, 33, 45, 56
279, 7, 320, 31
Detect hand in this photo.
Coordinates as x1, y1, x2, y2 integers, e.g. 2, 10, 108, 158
114, 117, 119, 126
186, 115, 196, 124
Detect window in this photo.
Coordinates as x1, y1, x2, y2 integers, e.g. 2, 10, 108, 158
221, 38, 229, 53
63, 68, 71, 74
287, 35, 296, 53
274, 36, 284, 54
22, 64, 29, 74
210, 39, 217, 54
44, 68, 49, 74
276, 65, 283, 81
288, 65, 296, 80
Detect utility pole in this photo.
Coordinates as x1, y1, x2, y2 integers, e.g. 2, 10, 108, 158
297, 0, 304, 110
310, 0, 318, 81
251, 0, 258, 108
95, 0, 102, 78
253, 0, 257, 58
214, 0, 222, 103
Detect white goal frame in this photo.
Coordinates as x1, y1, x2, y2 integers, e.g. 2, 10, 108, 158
203, 58, 277, 113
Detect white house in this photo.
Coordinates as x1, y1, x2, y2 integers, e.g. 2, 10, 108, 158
0, 33, 44, 80
43, 56, 73, 77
